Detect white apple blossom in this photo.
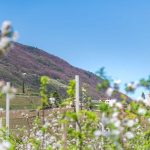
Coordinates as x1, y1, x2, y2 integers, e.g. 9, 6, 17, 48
0, 37, 10, 49
106, 87, 113, 97
112, 112, 119, 118
0, 21, 17, 57
0, 141, 11, 150
101, 113, 109, 125
108, 99, 117, 107
1, 85, 10, 93
126, 120, 135, 127
1, 21, 11, 35
125, 132, 135, 139
111, 130, 120, 136
113, 120, 121, 128
49, 97, 55, 104
114, 79, 121, 85
143, 98, 150, 106
138, 108, 147, 115
81, 87, 86, 92
127, 82, 138, 90
137, 96, 144, 102
116, 102, 123, 109
94, 130, 101, 137
135, 118, 139, 123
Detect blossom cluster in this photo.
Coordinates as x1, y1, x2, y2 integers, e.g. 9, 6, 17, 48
0, 80, 17, 99
0, 21, 18, 57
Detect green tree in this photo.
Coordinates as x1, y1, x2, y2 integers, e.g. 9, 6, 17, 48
96, 67, 107, 80
52, 91, 61, 107
40, 76, 50, 109
140, 76, 150, 90
96, 67, 110, 91
40, 76, 50, 124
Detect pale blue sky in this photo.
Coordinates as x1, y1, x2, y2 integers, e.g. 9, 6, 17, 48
0, 0, 150, 98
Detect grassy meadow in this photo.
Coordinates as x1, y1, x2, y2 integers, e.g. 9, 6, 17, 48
0, 95, 41, 110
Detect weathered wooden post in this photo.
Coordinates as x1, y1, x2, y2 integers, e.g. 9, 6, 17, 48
6, 82, 10, 136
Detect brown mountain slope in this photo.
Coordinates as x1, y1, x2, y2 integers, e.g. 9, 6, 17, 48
0, 42, 130, 100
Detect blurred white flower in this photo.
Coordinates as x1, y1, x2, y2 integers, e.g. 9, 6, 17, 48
69, 124, 73, 128
26, 143, 32, 150
114, 79, 121, 90
143, 98, 150, 106
127, 82, 138, 90
114, 120, 121, 128
2, 141, 11, 149
135, 118, 139, 123
1, 85, 10, 93
0, 36, 10, 46
126, 120, 135, 127
116, 102, 123, 109
1, 21, 11, 35
49, 97, 55, 104
112, 112, 119, 118
43, 122, 50, 128
81, 87, 86, 92
114, 79, 121, 85
49, 136, 56, 143
0, 144, 5, 150
1, 83, 16, 99
1, 21, 11, 29
0, 21, 17, 57
36, 130, 43, 137
94, 130, 101, 137
0, 141, 11, 150
106, 87, 113, 97
109, 99, 117, 107
125, 132, 134, 139
52, 142, 61, 149
138, 108, 146, 115
12, 31, 19, 41
137, 97, 144, 102
101, 113, 109, 125
127, 83, 132, 87
25, 114, 29, 118
123, 137, 127, 142
111, 130, 120, 136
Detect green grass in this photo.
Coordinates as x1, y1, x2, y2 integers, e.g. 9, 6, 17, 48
0, 95, 41, 110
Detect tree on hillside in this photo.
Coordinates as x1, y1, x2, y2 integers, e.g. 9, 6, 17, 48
96, 67, 110, 91
52, 91, 61, 107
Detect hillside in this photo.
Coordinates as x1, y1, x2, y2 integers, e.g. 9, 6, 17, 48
0, 42, 129, 100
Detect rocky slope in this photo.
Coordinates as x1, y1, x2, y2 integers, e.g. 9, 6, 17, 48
0, 42, 130, 100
